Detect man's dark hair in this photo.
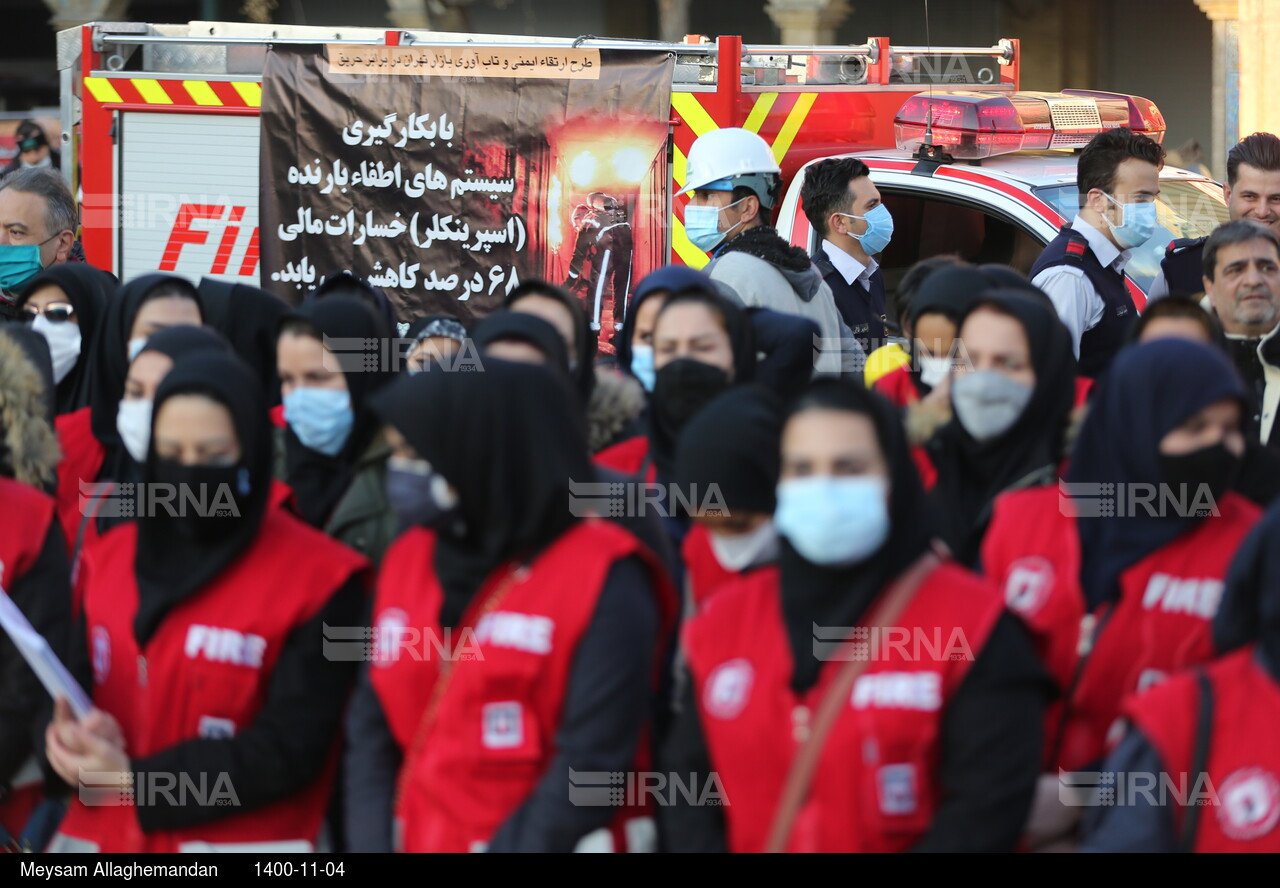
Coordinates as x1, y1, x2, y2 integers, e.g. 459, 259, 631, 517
801, 157, 872, 239
1130, 294, 1221, 342
1202, 218, 1280, 282
0, 167, 76, 240
1227, 132, 1280, 187
1077, 127, 1166, 203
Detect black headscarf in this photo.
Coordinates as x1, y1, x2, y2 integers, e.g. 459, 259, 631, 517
614, 265, 718, 378
371, 359, 593, 629
928, 290, 1077, 566
87, 273, 204, 448
0, 324, 55, 426
309, 270, 398, 333
134, 351, 273, 646
780, 379, 935, 693
198, 278, 292, 407
136, 324, 232, 363
473, 311, 571, 373
504, 281, 596, 406
281, 297, 396, 528
905, 265, 990, 397
1215, 501, 1280, 682
648, 288, 756, 482
1068, 339, 1248, 610
673, 385, 784, 515
18, 263, 115, 415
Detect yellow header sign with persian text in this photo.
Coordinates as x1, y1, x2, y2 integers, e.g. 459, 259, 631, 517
326, 45, 602, 79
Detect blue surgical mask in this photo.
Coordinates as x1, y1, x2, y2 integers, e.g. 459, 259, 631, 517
774, 475, 890, 567
283, 387, 354, 457
1100, 192, 1158, 250
840, 204, 894, 256
629, 343, 656, 392
384, 455, 460, 529
685, 198, 746, 253
0, 244, 45, 294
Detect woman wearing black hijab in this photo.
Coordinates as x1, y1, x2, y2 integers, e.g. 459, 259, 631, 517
503, 279, 596, 405
54, 274, 203, 562
197, 277, 292, 407
403, 314, 468, 373
45, 351, 367, 853
982, 339, 1262, 850
275, 297, 398, 564
928, 289, 1077, 567
473, 310, 571, 370
17, 263, 115, 415
597, 287, 755, 484
1081, 502, 1280, 852
344, 360, 674, 852
661, 378, 1047, 852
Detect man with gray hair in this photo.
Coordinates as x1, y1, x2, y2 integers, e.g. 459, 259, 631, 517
0, 167, 78, 321
1202, 218, 1280, 447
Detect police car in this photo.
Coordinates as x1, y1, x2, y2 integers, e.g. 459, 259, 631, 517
777, 89, 1228, 310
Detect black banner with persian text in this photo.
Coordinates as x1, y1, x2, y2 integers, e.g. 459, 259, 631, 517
259, 44, 673, 334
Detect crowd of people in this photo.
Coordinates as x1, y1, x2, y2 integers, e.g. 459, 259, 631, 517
0, 122, 1279, 854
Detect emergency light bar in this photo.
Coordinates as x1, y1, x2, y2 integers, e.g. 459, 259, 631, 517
894, 90, 1166, 161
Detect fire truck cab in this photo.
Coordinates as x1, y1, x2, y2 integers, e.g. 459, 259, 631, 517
776, 89, 1231, 310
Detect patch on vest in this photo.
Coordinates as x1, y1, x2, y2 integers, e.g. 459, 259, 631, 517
703, 658, 754, 720
1217, 768, 1280, 841
198, 716, 237, 739
1141, 574, 1223, 619
184, 624, 267, 668
851, 672, 942, 711
91, 626, 111, 684
482, 701, 524, 749
877, 763, 919, 816
474, 611, 554, 655
371, 607, 410, 668
1003, 556, 1054, 617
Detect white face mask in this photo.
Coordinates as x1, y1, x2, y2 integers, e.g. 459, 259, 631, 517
709, 518, 780, 573
127, 337, 147, 363
116, 398, 153, 463
918, 354, 952, 389
32, 314, 82, 385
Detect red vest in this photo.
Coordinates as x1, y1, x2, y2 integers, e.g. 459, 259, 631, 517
1125, 647, 1280, 851
53, 509, 367, 853
873, 366, 919, 408
593, 435, 657, 483
0, 477, 62, 838
683, 560, 1003, 852
981, 485, 1259, 771
379, 519, 675, 853
54, 407, 106, 565
681, 524, 736, 611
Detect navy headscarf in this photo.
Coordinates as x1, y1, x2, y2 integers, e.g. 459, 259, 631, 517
1067, 340, 1248, 609
614, 265, 721, 378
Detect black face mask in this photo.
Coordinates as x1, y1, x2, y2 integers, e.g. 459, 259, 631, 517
384, 459, 462, 533
149, 459, 251, 542
1160, 442, 1241, 511
652, 358, 731, 433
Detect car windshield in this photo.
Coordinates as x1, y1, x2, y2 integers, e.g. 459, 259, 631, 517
1035, 179, 1230, 294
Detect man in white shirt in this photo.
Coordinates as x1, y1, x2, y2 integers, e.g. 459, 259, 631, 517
1029, 128, 1165, 377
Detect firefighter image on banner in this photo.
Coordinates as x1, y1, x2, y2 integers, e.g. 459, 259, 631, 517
258, 44, 673, 329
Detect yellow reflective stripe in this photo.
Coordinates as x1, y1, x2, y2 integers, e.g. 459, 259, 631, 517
771, 93, 817, 164
183, 80, 223, 106
132, 79, 173, 105
232, 81, 262, 107
671, 217, 710, 269
83, 77, 123, 104
672, 144, 688, 189
671, 93, 718, 139
743, 93, 778, 134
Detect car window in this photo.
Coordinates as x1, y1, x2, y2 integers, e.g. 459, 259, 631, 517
1035, 180, 1230, 293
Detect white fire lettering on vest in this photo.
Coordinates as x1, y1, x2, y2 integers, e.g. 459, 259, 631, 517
474, 611, 554, 655
184, 624, 268, 668
1140, 573, 1223, 620
851, 672, 942, 711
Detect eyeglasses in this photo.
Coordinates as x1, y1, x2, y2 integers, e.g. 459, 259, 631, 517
23, 302, 75, 323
